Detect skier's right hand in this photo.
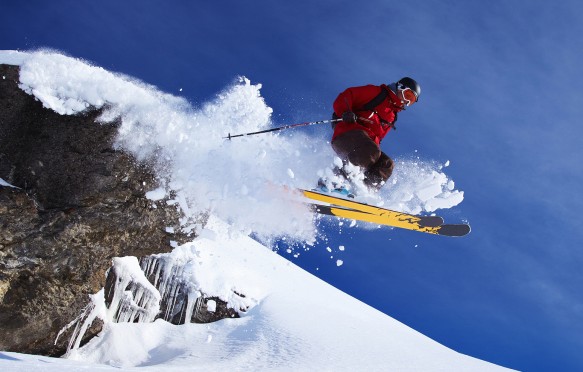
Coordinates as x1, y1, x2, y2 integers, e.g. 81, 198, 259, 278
342, 111, 358, 123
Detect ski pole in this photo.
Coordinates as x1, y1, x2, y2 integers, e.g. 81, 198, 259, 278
224, 118, 341, 140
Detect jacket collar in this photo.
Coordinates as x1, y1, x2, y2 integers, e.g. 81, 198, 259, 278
382, 84, 405, 111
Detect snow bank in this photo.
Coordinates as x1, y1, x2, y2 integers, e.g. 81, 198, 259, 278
0, 49, 464, 245
59, 217, 504, 371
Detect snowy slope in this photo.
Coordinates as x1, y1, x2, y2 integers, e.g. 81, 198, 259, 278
2, 217, 506, 371
0, 50, 506, 370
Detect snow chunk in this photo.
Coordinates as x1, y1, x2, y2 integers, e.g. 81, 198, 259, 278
145, 187, 166, 201
378, 158, 465, 214
0, 178, 18, 188
206, 300, 217, 312
0, 50, 28, 65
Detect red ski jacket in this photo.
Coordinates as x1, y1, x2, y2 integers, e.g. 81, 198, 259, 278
332, 84, 403, 145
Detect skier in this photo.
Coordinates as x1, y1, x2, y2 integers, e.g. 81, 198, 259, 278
326, 77, 421, 192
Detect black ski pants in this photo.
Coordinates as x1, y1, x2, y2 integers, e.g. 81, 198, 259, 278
331, 129, 394, 190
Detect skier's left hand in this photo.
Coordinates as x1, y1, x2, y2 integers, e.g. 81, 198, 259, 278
342, 111, 358, 123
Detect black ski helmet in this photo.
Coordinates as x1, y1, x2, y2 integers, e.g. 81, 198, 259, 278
397, 77, 421, 101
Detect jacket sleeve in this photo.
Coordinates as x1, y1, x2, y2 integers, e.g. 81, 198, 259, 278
333, 85, 382, 117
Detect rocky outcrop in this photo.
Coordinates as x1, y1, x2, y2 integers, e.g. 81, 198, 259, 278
0, 64, 188, 356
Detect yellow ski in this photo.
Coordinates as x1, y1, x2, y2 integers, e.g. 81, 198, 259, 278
302, 189, 470, 237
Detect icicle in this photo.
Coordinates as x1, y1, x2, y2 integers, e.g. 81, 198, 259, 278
184, 290, 201, 323
106, 257, 161, 323
57, 290, 106, 356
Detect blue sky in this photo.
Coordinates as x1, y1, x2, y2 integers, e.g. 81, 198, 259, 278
3, 1, 583, 370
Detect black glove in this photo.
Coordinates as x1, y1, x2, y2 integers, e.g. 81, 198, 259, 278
342, 111, 358, 123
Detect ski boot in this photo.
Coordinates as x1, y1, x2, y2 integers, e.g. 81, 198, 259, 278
316, 179, 355, 198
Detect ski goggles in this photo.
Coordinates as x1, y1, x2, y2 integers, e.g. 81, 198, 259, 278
400, 87, 418, 106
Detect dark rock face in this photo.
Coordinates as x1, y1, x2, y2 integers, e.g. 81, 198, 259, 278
0, 64, 186, 356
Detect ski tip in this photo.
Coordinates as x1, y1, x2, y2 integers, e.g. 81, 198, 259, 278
436, 223, 471, 237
